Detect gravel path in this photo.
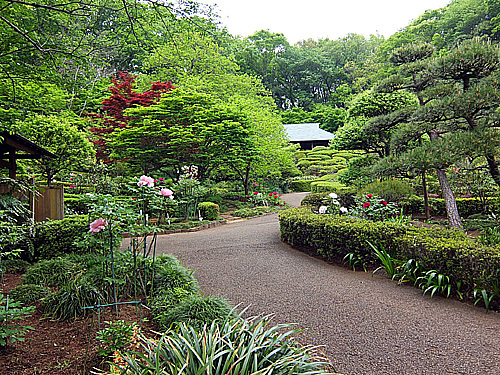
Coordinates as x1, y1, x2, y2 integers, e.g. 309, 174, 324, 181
152, 193, 500, 375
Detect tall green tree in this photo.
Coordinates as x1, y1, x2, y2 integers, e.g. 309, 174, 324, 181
17, 114, 95, 186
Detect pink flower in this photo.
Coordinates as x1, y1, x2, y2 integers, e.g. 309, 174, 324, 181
380, 200, 388, 206
159, 178, 164, 181
253, 192, 258, 195
138, 175, 154, 187
365, 194, 373, 198
159, 188, 174, 199
363, 202, 371, 208
70, 173, 76, 177
89, 218, 107, 234
269, 193, 273, 196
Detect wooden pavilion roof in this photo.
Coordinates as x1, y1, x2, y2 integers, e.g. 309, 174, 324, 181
0, 132, 55, 179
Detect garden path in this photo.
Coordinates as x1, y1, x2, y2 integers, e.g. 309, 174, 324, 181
154, 192, 500, 375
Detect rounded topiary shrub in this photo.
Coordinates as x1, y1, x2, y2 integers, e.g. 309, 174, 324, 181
157, 295, 233, 331
197, 202, 220, 221
9, 284, 51, 305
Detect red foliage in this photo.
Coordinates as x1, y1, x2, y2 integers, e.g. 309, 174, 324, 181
88, 72, 174, 162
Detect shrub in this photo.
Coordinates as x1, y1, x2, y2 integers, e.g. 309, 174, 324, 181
96, 320, 140, 357
114, 315, 330, 375
23, 257, 78, 287
400, 196, 500, 217
34, 216, 90, 260
63, 194, 88, 215
279, 207, 500, 305
289, 180, 313, 192
156, 295, 233, 331
301, 192, 355, 209
197, 202, 220, 221
359, 179, 415, 203
8, 284, 50, 305
310, 180, 351, 194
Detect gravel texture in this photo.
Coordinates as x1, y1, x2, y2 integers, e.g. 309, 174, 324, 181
151, 193, 500, 375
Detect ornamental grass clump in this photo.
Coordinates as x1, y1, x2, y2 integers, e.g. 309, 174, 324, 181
102, 314, 332, 375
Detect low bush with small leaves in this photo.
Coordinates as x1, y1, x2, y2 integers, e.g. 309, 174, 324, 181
34, 216, 90, 260
197, 202, 220, 220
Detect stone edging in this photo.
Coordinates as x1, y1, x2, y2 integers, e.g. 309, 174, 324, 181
122, 219, 229, 238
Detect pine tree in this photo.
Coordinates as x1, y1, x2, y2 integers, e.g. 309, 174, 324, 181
371, 42, 463, 228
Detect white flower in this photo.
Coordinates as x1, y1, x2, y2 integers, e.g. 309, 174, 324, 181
340, 207, 348, 214
319, 206, 328, 214
329, 192, 338, 199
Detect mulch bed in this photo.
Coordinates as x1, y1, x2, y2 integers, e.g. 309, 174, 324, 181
0, 273, 156, 375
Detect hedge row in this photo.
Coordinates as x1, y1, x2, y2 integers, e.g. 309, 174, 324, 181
279, 207, 500, 300
401, 196, 500, 217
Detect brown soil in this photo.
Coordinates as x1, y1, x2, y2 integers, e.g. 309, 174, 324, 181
0, 273, 156, 375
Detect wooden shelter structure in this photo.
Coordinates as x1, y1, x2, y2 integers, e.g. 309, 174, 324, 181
283, 123, 334, 150
0, 132, 63, 221
0, 132, 55, 179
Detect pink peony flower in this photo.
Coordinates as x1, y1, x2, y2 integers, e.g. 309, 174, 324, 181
253, 192, 258, 195
363, 202, 371, 208
89, 218, 107, 234
70, 173, 76, 177
365, 194, 373, 198
159, 188, 174, 199
138, 175, 154, 187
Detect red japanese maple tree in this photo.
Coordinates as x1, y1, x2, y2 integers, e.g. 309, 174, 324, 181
89, 72, 174, 162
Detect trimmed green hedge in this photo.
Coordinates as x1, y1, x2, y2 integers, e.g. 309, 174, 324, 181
289, 180, 313, 192
34, 216, 89, 260
279, 207, 500, 302
401, 196, 500, 217
310, 181, 351, 194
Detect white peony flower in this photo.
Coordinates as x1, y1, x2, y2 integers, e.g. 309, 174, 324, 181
329, 192, 338, 199
340, 207, 348, 213
319, 206, 328, 214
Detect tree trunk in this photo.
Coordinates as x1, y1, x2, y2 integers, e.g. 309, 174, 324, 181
422, 171, 430, 220
486, 153, 500, 188
436, 169, 462, 228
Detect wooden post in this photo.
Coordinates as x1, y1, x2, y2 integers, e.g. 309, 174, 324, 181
8, 150, 16, 179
